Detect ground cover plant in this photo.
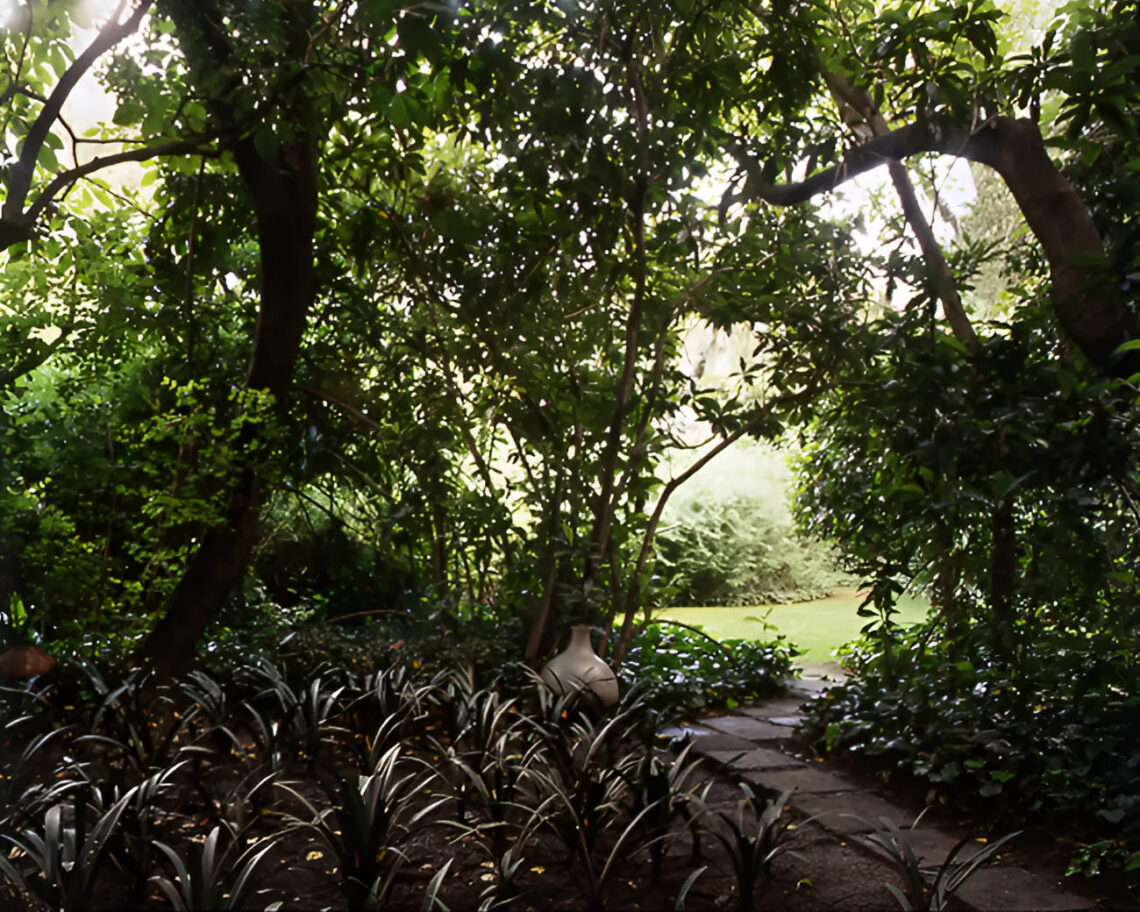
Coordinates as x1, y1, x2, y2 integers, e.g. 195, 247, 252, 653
801, 626, 1140, 880
0, 635, 924, 912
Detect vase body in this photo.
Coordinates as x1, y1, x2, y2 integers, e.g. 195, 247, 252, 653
540, 625, 619, 708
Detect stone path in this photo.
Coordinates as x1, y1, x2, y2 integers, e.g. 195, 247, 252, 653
663, 664, 1098, 912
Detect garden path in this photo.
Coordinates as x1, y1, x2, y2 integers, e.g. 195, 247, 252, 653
662, 664, 1100, 912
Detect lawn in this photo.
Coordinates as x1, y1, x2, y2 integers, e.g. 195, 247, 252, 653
658, 591, 930, 663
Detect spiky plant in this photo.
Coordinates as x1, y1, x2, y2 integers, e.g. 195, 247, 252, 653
860, 819, 1021, 911
277, 744, 446, 912
151, 822, 283, 911
691, 784, 798, 912
0, 782, 135, 911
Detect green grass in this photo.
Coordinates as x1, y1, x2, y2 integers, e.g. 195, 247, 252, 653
657, 593, 929, 664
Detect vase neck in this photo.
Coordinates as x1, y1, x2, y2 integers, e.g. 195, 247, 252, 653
569, 625, 594, 651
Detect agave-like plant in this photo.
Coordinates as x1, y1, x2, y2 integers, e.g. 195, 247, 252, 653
441, 826, 528, 912
515, 687, 677, 911
79, 666, 185, 773
430, 679, 527, 826
151, 822, 284, 911
691, 784, 798, 912
628, 738, 707, 882
0, 676, 55, 743
240, 698, 288, 774
0, 724, 78, 830
69, 757, 191, 902
0, 782, 136, 911
522, 759, 674, 912
860, 819, 1021, 911
246, 658, 349, 766
277, 744, 446, 912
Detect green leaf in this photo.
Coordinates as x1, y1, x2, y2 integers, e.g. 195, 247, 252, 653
36, 143, 58, 171
253, 123, 278, 161
389, 93, 419, 130
112, 99, 146, 126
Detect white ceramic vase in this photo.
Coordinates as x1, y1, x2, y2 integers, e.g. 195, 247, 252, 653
540, 624, 619, 708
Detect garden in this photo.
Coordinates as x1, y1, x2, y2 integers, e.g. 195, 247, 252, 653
1, 0, 1139, 908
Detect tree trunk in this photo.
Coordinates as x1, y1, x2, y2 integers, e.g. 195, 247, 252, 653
746, 117, 1140, 375
139, 124, 319, 679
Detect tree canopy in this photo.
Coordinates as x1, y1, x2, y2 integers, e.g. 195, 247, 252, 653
0, 0, 1137, 681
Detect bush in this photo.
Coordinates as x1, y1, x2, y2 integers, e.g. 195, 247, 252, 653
802, 625, 1140, 872
654, 440, 849, 608
655, 494, 848, 606
620, 622, 798, 716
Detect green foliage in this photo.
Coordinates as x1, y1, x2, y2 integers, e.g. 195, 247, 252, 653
278, 745, 445, 912
0, 782, 134, 911
620, 623, 797, 716
0, 644, 743, 910
690, 785, 799, 912
803, 627, 1140, 862
656, 492, 848, 606
860, 820, 1020, 911
0, 9, 1138, 905
151, 824, 282, 912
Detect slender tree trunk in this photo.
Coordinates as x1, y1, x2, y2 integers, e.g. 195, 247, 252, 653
583, 63, 650, 606
826, 72, 979, 351
139, 121, 319, 678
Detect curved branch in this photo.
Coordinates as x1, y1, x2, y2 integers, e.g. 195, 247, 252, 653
742, 116, 1140, 373
21, 135, 220, 226
826, 72, 978, 352
3, 0, 154, 221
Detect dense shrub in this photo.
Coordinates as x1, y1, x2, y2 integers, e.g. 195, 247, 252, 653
620, 623, 798, 715
802, 626, 1140, 872
655, 494, 848, 607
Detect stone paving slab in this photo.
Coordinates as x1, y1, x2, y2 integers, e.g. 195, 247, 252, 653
659, 723, 710, 740
675, 694, 1100, 912
952, 866, 1098, 911
738, 698, 807, 719
787, 677, 836, 696
659, 724, 757, 751
741, 766, 861, 794
703, 747, 806, 771
767, 714, 808, 727
789, 791, 912, 834
798, 661, 847, 680
700, 714, 792, 741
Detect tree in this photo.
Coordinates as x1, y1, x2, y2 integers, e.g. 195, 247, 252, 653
1, 0, 1136, 676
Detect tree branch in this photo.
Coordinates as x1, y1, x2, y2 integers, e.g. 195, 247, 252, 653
3, 0, 153, 221
610, 387, 810, 665
19, 135, 220, 229
826, 72, 979, 352
741, 116, 1140, 373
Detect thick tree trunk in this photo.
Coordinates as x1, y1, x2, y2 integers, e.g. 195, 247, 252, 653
139, 129, 319, 679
